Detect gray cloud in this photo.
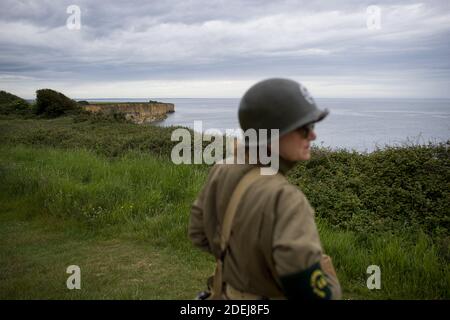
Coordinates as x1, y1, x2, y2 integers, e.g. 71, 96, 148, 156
0, 0, 449, 98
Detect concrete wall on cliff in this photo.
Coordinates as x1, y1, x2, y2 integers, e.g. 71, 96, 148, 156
83, 103, 174, 124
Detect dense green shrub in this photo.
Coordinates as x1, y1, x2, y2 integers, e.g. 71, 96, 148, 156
35, 89, 81, 117
0, 90, 25, 104
291, 142, 450, 238
72, 109, 131, 124
0, 117, 211, 160
0, 90, 32, 116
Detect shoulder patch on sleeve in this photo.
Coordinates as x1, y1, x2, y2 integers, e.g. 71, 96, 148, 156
279, 262, 332, 300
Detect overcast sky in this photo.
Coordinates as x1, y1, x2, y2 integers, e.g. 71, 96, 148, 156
1, 0, 449, 99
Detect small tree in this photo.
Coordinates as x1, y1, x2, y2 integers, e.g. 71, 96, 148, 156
35, 89, 80, 117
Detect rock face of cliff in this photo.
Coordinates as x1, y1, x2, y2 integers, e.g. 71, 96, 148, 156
83, 102, 174, 124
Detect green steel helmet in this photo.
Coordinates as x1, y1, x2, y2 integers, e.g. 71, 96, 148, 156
238, 78, 329, 145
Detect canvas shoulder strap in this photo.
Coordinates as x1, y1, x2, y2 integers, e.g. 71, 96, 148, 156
211, 166, 282, 299
220, 167, 262, 253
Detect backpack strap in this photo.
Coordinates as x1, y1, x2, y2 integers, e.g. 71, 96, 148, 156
210, 167, 264, 299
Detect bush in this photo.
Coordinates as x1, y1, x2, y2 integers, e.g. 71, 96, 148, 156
0, 116, 195, 159
72, 109, 132, 124
35, 89, 81, 117
0, 90, 32, 116
290, 142, 450, 238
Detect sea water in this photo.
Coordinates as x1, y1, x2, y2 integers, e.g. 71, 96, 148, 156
87, 98, 450, 153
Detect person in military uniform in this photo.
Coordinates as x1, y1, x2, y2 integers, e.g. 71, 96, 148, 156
189, 78, 342, 300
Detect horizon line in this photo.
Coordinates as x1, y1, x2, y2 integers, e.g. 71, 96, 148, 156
22, 97, 450, 101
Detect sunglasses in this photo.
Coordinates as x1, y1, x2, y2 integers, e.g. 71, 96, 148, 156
297, 123, 315, 138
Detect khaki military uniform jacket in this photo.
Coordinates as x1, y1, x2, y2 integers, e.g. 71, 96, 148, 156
189, 158, 341, 299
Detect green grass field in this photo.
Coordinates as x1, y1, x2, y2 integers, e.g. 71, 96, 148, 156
1, 144, 448, 299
